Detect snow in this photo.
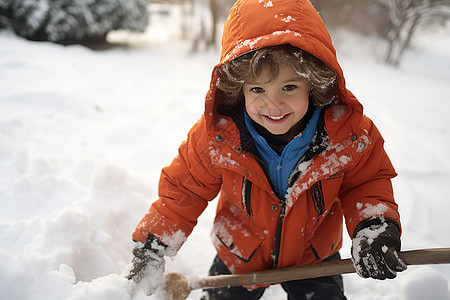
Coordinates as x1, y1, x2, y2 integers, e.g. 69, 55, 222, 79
69, 274, 134, 300
274, 14, 296, 23
401, 267, 450, 300
356, 203, 389, 219
1, 10, 450, 300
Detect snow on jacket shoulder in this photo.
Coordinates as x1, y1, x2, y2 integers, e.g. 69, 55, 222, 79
132, 0, 401, 275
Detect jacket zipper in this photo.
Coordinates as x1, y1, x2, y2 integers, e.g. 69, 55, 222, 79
272, 198, 286, 269
311, 181, 325, 216
242, 178, 253, 217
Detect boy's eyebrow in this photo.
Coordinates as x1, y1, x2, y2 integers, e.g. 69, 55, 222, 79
244, 80, 268, 85
245, 76, 304, 85
282, 77, 305, 82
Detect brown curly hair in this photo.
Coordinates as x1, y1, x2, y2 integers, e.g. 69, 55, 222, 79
217, 44, 337, 110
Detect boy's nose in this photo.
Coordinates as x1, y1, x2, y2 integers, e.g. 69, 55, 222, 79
263, 93, 284, 109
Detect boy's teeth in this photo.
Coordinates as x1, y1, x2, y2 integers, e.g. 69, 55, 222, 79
267, 115, 285, 120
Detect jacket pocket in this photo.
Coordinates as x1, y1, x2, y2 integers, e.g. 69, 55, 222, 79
213, 203, 266, 262
308, 201, 344, 261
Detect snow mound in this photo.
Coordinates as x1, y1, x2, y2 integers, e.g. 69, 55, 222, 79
70, 273, 134, 300
0, 132, 152, 299
401, 267, 450, 300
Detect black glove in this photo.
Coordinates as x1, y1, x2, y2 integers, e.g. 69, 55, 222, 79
351, 218, 407, 280
123, 242, 165, 295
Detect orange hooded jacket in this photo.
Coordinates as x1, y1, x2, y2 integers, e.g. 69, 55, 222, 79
133, 0, 401, 276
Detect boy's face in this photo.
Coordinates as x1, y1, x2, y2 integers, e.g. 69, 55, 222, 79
243, 64, 310, 137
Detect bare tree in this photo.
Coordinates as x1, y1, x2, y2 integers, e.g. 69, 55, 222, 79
374, 0, 450, 65
153, 0, 233, 51
186, 0, 234, 51
208, 0, 234, 46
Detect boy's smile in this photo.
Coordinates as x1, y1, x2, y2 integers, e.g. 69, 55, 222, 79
243, 64, 310, 139
263, 113, 291, 121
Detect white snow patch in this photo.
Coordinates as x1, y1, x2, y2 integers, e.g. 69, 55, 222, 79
259, 0, 274, 8
331, 104, 348, 121
69, 274, 134, 300
357, 203, 389, 219
216, 118, 228, 126
401, 267, 450, 300
274, 14, 296, 23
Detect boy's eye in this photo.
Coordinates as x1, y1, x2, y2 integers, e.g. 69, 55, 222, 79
283, 84, 297, 91
250, 87, 265, 93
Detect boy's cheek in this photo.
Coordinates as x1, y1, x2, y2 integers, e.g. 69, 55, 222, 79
245, 100, 259, 117
246, 109, 262, 126
244, 95, 258, 110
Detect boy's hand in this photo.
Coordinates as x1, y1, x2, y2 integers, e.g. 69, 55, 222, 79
351, 219, 407, 280
123, 242, 165, 296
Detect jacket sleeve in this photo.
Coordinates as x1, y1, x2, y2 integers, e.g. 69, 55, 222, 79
339, 116, 401, 238
132, 116, 222, 255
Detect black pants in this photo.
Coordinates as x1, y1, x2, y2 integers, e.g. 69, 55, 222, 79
201, 253, 347, 300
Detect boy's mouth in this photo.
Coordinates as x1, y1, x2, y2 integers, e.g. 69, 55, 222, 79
264, 113, 290, 121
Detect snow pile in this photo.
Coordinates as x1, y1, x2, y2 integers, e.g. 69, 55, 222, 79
70, 274, 134, 300
401, 267, 450, 300
1, 11, 450, 300
0, 136, 151, 299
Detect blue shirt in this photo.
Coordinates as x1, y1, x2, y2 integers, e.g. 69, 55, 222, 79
244, 108, 322, 199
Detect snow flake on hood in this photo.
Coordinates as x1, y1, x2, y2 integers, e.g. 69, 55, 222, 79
242, 36, 265, 49
221, 36, 267, 63
273, 30, 302, 37
259, 0, 274, 8
331, 103, 348, 121
221, 30, 302, 64
274, 14, 296, 23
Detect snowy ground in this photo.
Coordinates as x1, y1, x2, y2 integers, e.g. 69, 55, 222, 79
1, 10, 449, 300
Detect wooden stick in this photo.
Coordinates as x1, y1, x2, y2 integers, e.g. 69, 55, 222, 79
193, 248, 450, 289
164, 248, 450, 300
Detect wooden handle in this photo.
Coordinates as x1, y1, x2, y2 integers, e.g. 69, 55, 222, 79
192, 248, 450, 290
399, 248, 450, 265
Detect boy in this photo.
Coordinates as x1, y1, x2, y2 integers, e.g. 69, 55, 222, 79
124, 0, 407, 299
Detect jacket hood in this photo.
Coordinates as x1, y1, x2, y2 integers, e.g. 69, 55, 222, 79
205, 0, 363, 140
